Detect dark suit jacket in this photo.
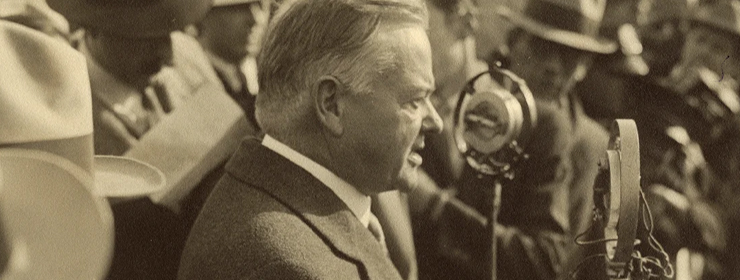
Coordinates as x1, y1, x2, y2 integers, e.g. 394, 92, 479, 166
178, 139, 403, 280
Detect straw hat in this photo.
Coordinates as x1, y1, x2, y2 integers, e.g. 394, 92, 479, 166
47, 0, 212, 37
496, 0, 618, 54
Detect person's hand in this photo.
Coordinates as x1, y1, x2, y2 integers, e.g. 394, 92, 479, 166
147, 67, 190, 113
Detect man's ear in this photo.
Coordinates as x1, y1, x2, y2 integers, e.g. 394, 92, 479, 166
313, 76, 344, 136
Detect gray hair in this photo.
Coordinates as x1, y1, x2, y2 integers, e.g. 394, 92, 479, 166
256, 0, 428, 139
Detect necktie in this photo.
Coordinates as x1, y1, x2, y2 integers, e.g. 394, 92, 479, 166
368, 213, 389, 256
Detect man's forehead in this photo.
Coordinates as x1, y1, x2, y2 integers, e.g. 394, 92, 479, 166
373, 27, 434, 92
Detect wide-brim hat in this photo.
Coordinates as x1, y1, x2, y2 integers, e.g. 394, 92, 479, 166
689, 0, 740, 38
0, 149, 114, 280
47, 0, 212, 37
496, 0, 618, 54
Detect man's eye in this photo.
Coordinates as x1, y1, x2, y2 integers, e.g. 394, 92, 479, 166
409, 97, 426, 109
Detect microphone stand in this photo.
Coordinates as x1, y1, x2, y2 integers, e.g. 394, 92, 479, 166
490, 180, 501, 280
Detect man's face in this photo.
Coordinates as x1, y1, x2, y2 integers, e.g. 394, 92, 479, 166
508, 32, 588, 102
201, 4, 258, 64
680, 25, 739, 80
336, 26, 443, 194
88, 32, 173, 89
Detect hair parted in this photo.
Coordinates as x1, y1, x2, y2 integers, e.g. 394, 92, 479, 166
255, 0, 428, 138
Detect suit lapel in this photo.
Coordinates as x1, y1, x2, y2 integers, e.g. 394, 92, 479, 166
225, 139, 402, 280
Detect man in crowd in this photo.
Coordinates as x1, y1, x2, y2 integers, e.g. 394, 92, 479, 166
48, 0, 211, 156
575, 0, 649, 127
652, 1, 740, 277
492, 0, 613, 252
670, 0, 740, 182
48, 1, 213, 279
178, 0, 443, 279
410, 0, 616, 279
636, 0, 688, 78
672, 0, 740, 93
195, 0, 264, 129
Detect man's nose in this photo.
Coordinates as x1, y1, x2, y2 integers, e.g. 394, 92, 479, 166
422, 98, 444, 134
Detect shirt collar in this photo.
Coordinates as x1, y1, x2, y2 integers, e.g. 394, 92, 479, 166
261, 135, 372, 227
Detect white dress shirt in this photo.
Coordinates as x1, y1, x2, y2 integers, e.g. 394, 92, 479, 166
261, 135, 372, 227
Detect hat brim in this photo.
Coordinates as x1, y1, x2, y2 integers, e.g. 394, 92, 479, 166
47, 0, 211, 37
94, 155, 166, 199
496, 6, 618, 54
0, 149, 114, 279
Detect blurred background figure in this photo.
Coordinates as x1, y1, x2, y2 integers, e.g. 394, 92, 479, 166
572, 0, 740, 279
410, 0, 617, 279
47, 1, 213, 279
576, 0, 649, 127
194, 0, 267, 129
48, 0, 210, 156
637, 0, 689, 78
674, 0, 740, 92
671, 1, 740, 278
482, 1, 613, 278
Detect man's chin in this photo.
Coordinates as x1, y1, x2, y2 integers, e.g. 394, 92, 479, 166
393, 169, 420, 193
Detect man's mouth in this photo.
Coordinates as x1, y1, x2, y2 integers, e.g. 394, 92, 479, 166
408, 142, 424, 166
408, 152, 423, 166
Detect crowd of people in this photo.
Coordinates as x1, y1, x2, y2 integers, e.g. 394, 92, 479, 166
1, 0, 739, 279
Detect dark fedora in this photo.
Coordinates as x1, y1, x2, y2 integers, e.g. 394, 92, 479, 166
48, 0, 213, 37
496, 0, 618, 54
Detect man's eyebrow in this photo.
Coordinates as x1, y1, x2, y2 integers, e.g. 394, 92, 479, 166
406, 80, 435, 94
403, 85, 435, 98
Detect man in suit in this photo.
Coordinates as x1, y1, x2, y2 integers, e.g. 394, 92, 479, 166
195, 0, 264, 129
47, 1, 229, 279
48, 0, 212, 156
178, 0, 443, 279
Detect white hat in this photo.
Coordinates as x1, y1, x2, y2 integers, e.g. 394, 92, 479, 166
0, 149, 114, 280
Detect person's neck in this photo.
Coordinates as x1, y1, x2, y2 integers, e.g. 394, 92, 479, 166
275, 132, 334, 171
